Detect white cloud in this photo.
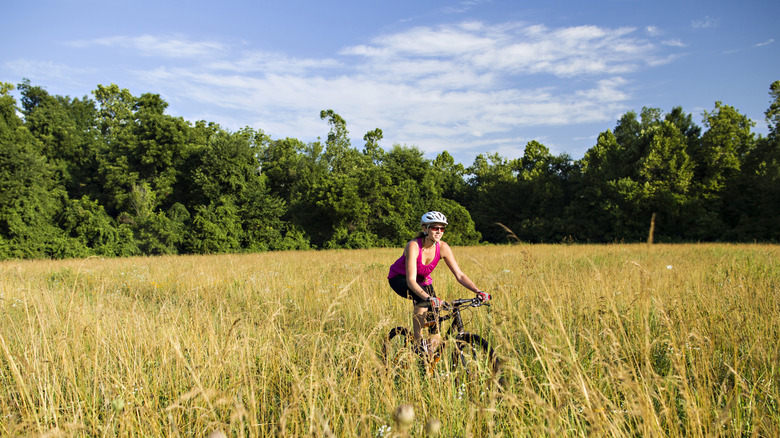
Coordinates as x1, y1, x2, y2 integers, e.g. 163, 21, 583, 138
662, 39, 685, 48
754, 39, 774, 48
67, 35, 228, 58
345, 22, 661, 78
135, 62, 627, 152
346, 22, 495, 58
58, 20, 681, 160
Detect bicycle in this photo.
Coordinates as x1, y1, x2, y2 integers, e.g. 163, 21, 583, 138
382, 297, 500, 391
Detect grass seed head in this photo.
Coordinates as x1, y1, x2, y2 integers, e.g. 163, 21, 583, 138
111, 398, 125, 412
425, 418, 442, 436
394, 404, 414, 428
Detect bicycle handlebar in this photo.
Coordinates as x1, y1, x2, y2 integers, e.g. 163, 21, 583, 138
450, 298, 490, 308
419, 297, 491, 310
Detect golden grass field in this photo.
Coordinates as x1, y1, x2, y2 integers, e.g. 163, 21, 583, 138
1, 243, 778, 437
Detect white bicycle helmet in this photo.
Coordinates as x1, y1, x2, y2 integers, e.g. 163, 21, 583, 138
421, 211, 448, 225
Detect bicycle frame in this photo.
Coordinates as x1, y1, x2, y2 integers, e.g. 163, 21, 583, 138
423, 298, 489, 341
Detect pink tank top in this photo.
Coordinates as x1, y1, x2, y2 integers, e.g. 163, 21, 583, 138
387, 238, 441, 286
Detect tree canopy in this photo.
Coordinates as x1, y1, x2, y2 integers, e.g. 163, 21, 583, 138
1, 79, 778, 259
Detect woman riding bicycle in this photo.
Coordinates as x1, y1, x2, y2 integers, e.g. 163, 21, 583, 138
387, 211, 490, 353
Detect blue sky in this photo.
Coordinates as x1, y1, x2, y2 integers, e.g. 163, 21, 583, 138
3, 0, 778, 165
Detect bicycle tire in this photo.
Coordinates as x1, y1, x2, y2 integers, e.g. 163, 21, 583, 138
382, 327, 415, 374
450, 333, 499, 394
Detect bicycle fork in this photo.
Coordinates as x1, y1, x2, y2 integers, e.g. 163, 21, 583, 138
448, 312, 472, 370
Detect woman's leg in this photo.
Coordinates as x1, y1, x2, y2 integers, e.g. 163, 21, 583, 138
412, 283, 436, 341
389, 276, 437, 351
413, 302, 442, 360
412, 304, 428, 341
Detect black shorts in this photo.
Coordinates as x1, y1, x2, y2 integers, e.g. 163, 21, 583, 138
388, 275, 436, 305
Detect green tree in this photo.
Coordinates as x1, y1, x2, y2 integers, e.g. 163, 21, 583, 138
570, 130, 620, 241
697, 102, 755, 197
430, 198, 481, 245
512, 141, 576, 242
574, 109, 684, 242
91, 84, 141, 215
261, 137, 329, 247
260, 137, 310, 204
0, 83, 75, 258
94, 87, 196, 217
187, 130, 287, 253
90, 85, 214, 253
187, 199, 243, 253
320, 109, 354, 173
576, 129, 652, 241
18, 80, 102, 200
637, 120, 694, 239
320, 143, 380, 248
431, 151, 467, 203
726, 81, 780, 240
464, 152, 516, 242
697, 102, 756, 238
665, 106, 702, 147
362, 128, 384, 165
59, 196, 137, 256
767, 80, 780, 138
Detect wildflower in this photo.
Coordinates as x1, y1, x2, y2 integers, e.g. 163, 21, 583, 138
376, 424, 391, 437
457, 383, 466, 400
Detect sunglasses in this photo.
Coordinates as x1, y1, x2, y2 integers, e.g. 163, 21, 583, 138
428, 226, 446, 232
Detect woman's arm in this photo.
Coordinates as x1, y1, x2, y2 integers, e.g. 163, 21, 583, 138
440, 242, 480, 293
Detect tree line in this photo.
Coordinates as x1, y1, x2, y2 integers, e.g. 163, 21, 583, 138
1, 79, 778, 259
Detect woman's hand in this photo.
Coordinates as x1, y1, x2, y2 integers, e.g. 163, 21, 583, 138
476, 291, 491, 302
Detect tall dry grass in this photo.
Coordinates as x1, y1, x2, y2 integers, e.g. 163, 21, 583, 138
1, 244, 778, 437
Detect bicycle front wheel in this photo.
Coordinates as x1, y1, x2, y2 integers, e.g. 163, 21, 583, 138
450, 333, 499, 396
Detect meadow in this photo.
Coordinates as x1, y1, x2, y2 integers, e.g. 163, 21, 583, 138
1, 243, 778, 437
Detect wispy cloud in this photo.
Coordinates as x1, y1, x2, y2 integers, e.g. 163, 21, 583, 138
67, 34, 228, 58
3, 59, 95, 81
662, 39, 685, 48
692, 16, 718, 29
723, 38, 775, 55
206, 51, 342, 75
442, 0, 492, 14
